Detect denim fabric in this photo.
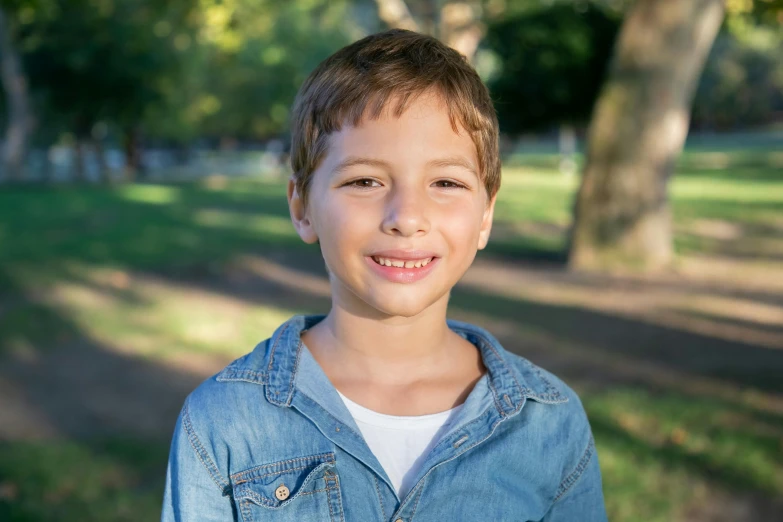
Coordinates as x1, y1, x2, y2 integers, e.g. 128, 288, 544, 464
161, 314, 608, 521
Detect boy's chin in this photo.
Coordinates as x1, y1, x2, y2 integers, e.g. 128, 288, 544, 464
363, 294, 446, 319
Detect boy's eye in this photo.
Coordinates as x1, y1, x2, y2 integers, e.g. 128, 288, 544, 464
346, 178, 381, 189
434, 180, 468, 190
344, 178, 468, 190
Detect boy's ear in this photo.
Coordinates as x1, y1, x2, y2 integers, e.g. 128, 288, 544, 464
287, 177, 319, 244
477, 192, 497, 251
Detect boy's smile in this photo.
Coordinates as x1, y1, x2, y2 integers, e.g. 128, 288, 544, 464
365, 251, 442, 284
289, 89, 496, 320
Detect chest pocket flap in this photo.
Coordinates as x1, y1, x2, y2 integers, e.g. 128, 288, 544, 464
231, 452, 342, 522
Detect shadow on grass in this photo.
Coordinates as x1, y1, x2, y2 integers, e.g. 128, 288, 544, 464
482, 234, 568, 264
673, 308, 783, 336
0, 181, 338, 520
448, 285, 783, 394
585, 389, 783, 494
675, 233, 783, 263
0, 269, 211, 521
587, 401, 783, 520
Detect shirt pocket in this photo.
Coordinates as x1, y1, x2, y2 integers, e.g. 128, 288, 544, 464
231, 452, 343, 522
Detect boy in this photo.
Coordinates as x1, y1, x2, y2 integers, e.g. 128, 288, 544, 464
162, 29, 607, 521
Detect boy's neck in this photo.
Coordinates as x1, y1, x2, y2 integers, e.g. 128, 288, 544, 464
301, 302, 482, 389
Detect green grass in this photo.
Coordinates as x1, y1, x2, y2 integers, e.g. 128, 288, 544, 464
0, 179, 301, 270
587, 388, 783, 521
0, 439, 169, 521
0, 146, 781, 521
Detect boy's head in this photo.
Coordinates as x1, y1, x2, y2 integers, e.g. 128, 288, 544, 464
287, 29, 501, 319
289, 29, 500, 213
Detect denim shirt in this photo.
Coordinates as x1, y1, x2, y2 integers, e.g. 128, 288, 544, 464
161, 314, 608, 521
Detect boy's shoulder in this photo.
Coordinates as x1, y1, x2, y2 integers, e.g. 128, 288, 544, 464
445, 317, 584, 407
502, 348, 591, 429
446, 317, 594, 446
506, 349, 585, 409
179, 337, 278, 430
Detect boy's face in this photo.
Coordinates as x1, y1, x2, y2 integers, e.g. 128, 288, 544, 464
288, 91, 496, 319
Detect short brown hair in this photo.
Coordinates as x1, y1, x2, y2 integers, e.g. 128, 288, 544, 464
289, 29, 500, 210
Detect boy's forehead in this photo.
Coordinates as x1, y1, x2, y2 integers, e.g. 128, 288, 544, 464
323, 92, 477, 170
356, 89, 451, 127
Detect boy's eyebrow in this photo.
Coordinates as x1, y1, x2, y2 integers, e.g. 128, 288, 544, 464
427, 156, 479, 178
332, 156, 478, 179
332, 157, 389, 176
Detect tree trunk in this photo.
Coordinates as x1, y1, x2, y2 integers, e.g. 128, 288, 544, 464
74, 140, 86, 182
123, 127, 142, 181
0, 7, 32, 182
373, 0, 483, 63
438, 1, 483, 63
568, 0, 725, 273
373, 0, 419, 32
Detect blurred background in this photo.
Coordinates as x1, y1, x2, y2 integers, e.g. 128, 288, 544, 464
0, 0, 781, 520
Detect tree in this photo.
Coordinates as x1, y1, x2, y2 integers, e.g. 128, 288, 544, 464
19, 0, 200, 180
568, 0, 726, 272
189, 0, 353, 141
0, 5, 33, 181
373, 0, 485, 62
371, 1, 633, 64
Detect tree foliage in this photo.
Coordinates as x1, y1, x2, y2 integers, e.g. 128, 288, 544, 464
485, 3, 620, 133
186, 0, 354, 140
0, 0, 779, 173
17, 0, 199, 142
692, 0, 783, 129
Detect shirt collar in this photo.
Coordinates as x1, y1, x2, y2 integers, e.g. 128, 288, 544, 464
217, 314, 568, 416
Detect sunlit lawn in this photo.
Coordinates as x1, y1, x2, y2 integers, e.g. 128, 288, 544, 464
0, 146, 781, 521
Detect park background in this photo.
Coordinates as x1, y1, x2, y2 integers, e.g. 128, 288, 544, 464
0, 0, 781, 520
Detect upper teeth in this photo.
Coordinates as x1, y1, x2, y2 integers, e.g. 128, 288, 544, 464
373, 256, 433, 268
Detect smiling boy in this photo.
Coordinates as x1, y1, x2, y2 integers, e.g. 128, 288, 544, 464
162, 29, 608, 521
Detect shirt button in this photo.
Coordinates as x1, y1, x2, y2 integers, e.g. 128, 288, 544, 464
395, 519, 403, 522
275, 484, 290, 500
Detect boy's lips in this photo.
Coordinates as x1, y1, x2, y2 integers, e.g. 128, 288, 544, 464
364, 254, 441, 284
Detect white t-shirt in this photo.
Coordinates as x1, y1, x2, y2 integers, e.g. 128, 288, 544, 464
336, 390, 464, 500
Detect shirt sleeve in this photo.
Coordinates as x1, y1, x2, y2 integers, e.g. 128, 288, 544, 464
541, 434, 608, 522
161, 398, 237, 521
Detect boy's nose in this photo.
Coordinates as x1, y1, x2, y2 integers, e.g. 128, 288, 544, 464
381, 187, 430, 237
